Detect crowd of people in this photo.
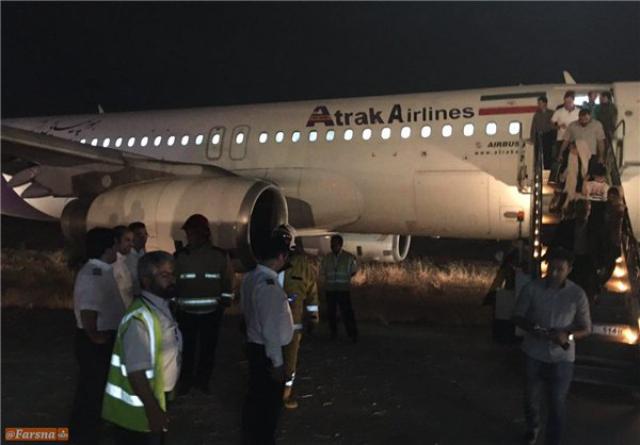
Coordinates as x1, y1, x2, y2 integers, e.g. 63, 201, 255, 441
503, 90, 625, 445
68, 218, 359, 445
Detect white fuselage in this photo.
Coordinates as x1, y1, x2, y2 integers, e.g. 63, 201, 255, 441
5, 82, 639, 241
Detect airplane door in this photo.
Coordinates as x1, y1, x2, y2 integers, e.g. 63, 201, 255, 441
206, 126, 225, 160
230, 125, 250, 160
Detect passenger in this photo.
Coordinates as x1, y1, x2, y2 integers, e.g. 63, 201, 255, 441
557, 108, 606, 174
174, 214, 234, 395
599, 187, 626, 285
240, 230, 294, 445
126, 221, 148, 295
112, 225, 135, 308
320, 234, 359, 342
529, 96, 556, 169
70, 228, 124, 445
582, 91, 599, 120
568, 199, 598, 302
282, 235, 320, 410
102, 251, 182, 444
550, 91, 580, 183
483, 248, 518, 342
513, 247, 591, 445
582, 163, 609, 201
596, 91, 619, 142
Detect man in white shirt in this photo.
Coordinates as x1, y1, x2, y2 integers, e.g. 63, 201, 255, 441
550, 91, 580, 183
241, 232, 294, 445
106, 251, 182, 444
113, 225, 135, 307
70, 228, 125, 444
126, 221, 148, 295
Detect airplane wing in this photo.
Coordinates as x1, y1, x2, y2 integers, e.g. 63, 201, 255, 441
1, 125, 233, 201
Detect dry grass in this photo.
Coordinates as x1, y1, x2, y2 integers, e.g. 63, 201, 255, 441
1, 250, 498, 325
1, 249, 75, 309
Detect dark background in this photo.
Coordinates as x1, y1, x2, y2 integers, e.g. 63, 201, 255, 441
2, 2, 639, 118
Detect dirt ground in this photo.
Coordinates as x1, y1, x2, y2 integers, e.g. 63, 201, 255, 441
2, 308, 638, 445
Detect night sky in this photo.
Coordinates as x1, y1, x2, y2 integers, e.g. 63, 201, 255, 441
2, 2, 639, 118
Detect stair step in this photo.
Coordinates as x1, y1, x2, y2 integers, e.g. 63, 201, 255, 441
574, 363, 639, 389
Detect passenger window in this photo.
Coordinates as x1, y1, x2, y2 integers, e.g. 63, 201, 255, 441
235, 133, 245, 144
421, 125, 432, 138
362, 128, 372, 141
127, 137, 136, 147
259, 132, 268, 144
463, 123, 474, 137
485, 122, 497, 136
401, 126, 411, 139
91, 138, 98, 146
206, 127, 225, 160
195, 134, 204, 145
141, 136, 149, 147
115, 137, 123, 148
309, 130, 318, 142
275, 131, 285, 143
181, 135, 190, 146
80, 138, 87, 144
442, 124, 453, 138
102, 138, 110, 147
509, 121, 521, 135
292, 131, 301, 143
344, 128, 354, 141
168, 136, 176, 146
154, 136, 162, 147
326, 130, 335, 141
381, 127, 391, 140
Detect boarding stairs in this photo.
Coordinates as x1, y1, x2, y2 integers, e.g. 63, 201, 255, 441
528, 125, 640, 390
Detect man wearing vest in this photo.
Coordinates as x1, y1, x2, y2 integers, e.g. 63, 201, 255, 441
174, 214, 234, 395
282, 236, 319, 409
70, 228, 124, 444
241, 229, 294, 445
102, 251, 182, 445
320, 234, 359, 342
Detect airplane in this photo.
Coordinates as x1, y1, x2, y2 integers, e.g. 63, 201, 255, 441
2, 79, 639, 269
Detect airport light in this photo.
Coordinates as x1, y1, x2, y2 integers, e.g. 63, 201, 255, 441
621, 327, 638, 345
616, 256, 624, 264
613, 265, 627, 278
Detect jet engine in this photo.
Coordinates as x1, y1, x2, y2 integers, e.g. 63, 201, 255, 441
61, 176, 288, 269
302, 233, 411, 263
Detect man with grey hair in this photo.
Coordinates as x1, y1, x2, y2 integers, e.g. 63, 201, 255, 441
102, 251, 182, 444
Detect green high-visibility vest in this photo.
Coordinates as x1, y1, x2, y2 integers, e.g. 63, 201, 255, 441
102, 297, 165, 432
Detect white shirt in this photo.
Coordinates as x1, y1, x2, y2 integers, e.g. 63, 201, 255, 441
122, 291, 183, 392
113, 252, 134, 308
551, 106, 580, 141
73, 259, 126, 331
241, 265, 293, 367
125, 248, 145, 295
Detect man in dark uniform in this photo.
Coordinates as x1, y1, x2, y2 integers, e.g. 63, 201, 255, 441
174, 214, 234, 395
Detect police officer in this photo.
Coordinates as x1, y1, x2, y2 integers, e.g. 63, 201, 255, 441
70, 228, 125, 444
241, 229, 294, 445
282, 234, 319, 409
320, 234, 359, 342
174, 214, 234, 395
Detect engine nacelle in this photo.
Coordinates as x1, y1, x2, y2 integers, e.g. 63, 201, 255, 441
63, 176, 288, 269
302, 233, 411, 263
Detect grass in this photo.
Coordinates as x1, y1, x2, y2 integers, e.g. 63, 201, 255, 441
1, 250, 497, 325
